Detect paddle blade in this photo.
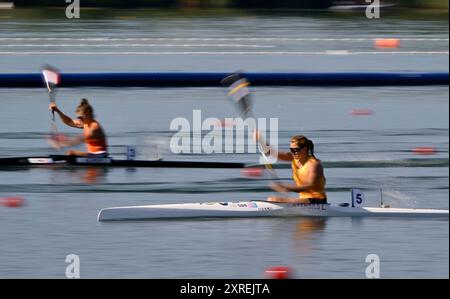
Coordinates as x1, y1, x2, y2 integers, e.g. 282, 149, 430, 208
222, 72, 279, 181
221, 73, 252, 118
220, 72, 242, 87
42, 65, 61, 93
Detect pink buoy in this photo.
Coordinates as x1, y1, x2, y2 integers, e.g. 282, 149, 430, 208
241, 167, 264, 178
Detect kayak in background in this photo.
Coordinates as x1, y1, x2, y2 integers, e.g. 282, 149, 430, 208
0, 155, 246, 169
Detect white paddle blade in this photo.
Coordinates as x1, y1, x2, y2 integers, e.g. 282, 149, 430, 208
42, 67, 61, 93
351, 188, 365, 207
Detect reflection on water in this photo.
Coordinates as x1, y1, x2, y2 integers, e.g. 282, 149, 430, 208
44, 167, 109, 185
294, 218, 327, 239
291, 218, 327, 255
81, 167, 108, 184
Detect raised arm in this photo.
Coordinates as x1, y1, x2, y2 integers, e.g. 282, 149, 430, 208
49, 103, 82, 128
255, 132, 293, 162
273, 149, 293, 162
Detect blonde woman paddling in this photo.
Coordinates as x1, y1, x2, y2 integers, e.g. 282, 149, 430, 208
257, 135, 327, 204
49, 99, 108, 157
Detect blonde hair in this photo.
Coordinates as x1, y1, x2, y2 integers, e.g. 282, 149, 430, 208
76, 98, 94, 117
291, 135, 316, 158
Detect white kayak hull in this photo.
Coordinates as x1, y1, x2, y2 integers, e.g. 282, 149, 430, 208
98, 201, 449, 221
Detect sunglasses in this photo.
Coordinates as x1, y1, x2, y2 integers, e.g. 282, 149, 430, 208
290, 146, 304, 154
77, 116, 85, 120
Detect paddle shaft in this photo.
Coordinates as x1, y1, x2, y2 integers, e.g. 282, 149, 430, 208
222, 73, 279, 179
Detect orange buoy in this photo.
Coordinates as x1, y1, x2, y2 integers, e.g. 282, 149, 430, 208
0, 197, 25, 208
264, 266, 293, 279
412, 147, 437, 155
241, 167, 264, 178
351, 109, 374, 116
374, 38, 400, 49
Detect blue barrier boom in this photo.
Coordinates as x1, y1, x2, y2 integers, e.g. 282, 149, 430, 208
0, 72, 448, 88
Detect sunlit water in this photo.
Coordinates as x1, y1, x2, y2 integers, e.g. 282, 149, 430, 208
0, 10, 448, 278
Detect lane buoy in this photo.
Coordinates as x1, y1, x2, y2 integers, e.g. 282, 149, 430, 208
374, 38, 400, 49
264, 266, 293, 279
241, 167, 264, 178
412, 147, 437, 155
351, 109, 374, 116
0, 197, 25, 208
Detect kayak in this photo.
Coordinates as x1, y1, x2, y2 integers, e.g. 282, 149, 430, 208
97, 201, 449, 221
0, 155, 245, 169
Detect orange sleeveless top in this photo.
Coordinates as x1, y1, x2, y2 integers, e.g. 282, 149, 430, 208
83, 122, 107, 154
292, 156, 327, 200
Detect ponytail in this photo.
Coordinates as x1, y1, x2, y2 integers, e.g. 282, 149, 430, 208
76, 98, 94, 116
307, 139, 316, 158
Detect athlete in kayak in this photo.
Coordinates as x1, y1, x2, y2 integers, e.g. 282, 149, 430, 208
257, 134, 327, 204
49, 99, 108, 157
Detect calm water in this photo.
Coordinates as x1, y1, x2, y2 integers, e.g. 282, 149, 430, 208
0, 9, 448, 278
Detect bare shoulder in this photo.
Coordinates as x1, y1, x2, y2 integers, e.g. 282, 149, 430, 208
90, 121, 101, 129
308, 158, 324, 171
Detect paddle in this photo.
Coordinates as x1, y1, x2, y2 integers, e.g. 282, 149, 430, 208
221, 72, 279, 180
42, 65, 65, 149
42, 65, 60, 125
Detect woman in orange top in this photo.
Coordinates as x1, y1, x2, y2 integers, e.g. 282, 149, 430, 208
49, 99, 108, 157
258, 135, 327, 204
